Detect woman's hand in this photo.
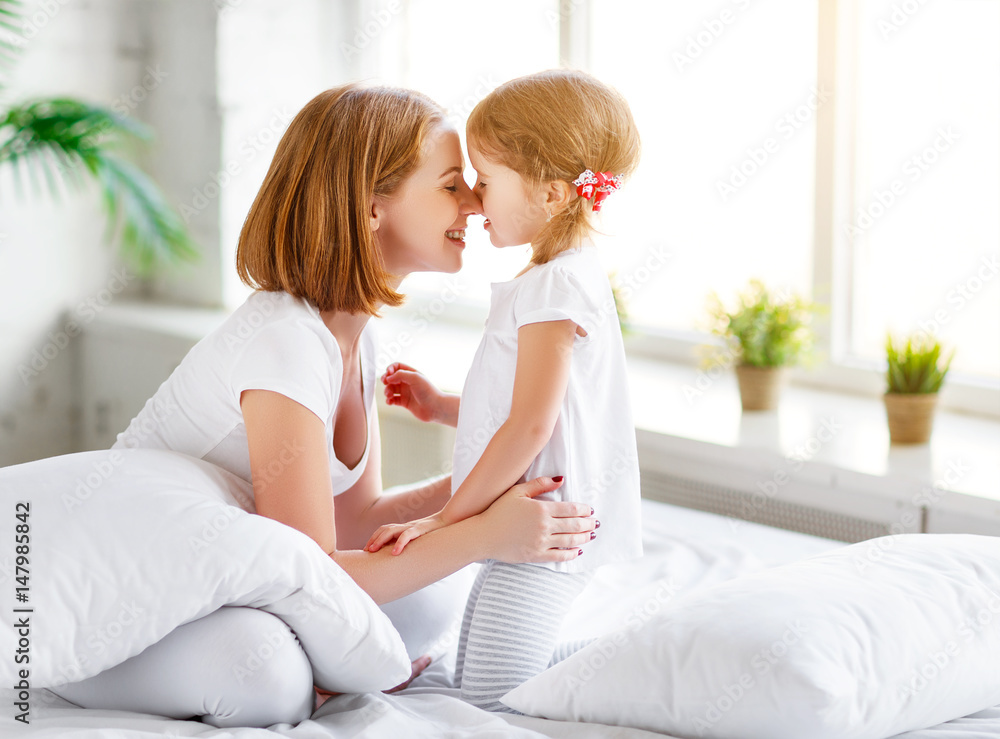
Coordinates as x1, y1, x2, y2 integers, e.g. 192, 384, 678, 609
366, 513, 448, 555
477, 476, 597, 564
382, 362, 446, 423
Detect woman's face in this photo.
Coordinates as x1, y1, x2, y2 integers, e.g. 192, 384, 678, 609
374, 125, 481, 278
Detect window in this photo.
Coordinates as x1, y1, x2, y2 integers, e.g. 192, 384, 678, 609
847, 0, 1000, 380
587, 0, 818, 338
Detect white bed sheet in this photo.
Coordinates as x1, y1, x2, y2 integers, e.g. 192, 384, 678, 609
3, 499, 997, 738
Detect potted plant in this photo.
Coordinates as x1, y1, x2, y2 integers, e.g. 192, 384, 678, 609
884, 333, 953, 444
707, 279, 820, 411
0, 0, 197, 274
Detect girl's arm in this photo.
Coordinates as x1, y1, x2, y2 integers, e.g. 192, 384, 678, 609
383, 362, 461, 427
366, 319, 579, 554
241, 387, 593, 605
441, 319, 578, 521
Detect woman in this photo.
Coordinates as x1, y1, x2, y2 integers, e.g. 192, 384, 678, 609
49, 84, 596, 727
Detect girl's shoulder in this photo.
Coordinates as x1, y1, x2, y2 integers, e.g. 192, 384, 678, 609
523, 245, 611, 296
523, 244, 601, 278
508, 246, 615, 335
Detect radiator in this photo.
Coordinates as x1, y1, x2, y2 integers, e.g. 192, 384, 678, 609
639, 468, 895, 543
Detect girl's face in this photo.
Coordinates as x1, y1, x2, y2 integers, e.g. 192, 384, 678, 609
468, 142, 547, 248
374, 125, 480, 278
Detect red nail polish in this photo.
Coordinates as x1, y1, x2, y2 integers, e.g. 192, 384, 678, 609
553, 476, 564, 482
577, 548, 584, 556
590, 531, 597, 540
595, 520, 601, 528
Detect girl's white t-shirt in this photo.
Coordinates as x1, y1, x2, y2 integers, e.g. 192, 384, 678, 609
452, 245, 643, 573
111, 290, 377, 501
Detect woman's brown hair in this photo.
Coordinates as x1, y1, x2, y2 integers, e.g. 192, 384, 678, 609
237, 83, 445, 315
467, 69, 640, 264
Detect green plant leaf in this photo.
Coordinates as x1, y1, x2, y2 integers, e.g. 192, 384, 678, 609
704, 279, 821, 368
0, 0, 24, 89
0, 97, 199, 274
884, 333, 954, 394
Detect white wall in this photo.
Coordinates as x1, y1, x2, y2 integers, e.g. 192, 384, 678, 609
140, 0, 224, 308
0, 0, 143, 465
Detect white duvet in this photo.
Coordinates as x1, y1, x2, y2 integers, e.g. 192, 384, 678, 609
0, 449, 411, 696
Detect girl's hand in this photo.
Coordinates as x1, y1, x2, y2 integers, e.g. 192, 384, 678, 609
384, 654, 432, 693
366, 513, 448, 555
382, 362, 444, 423
478, 477, 597, 564
314, 654, 432, 707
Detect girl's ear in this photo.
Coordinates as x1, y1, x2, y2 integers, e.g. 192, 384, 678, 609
544, 179, 575, 212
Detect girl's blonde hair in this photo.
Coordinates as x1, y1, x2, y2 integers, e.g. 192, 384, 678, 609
237, 83, 445, 315
467, 69, 640, 264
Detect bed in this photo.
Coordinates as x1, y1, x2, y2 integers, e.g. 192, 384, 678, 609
2, 482, 998, 739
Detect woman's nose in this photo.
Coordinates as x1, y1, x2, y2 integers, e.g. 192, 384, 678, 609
456, 176, 483, 216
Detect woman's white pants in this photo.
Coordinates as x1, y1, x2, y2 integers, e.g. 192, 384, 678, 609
50, 606, 316, 728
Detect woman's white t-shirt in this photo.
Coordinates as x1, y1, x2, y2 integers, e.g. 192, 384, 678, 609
112, 290, 378, 502
452, 245, 643, 573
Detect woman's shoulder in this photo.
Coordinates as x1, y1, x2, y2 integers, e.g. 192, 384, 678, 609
213, 290, 337, 357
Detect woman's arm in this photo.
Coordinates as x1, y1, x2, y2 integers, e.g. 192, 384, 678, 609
333, 483, 586, 604
333, 415, 452, 550
241, 388, 593, 605
242, 389, 337, 552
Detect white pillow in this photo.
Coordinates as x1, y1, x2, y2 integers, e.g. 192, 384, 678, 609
378, 565, 476, 661
502, 534, 1000, 739
0, 449, 411, 693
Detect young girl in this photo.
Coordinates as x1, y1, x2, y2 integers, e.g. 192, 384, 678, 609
366, 69, 643, 712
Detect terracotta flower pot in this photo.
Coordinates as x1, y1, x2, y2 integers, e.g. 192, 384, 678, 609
884, 393, 939, 444
735, 365, 788, 411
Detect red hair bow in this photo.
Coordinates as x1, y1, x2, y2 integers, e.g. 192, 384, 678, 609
573, 169, 623, 212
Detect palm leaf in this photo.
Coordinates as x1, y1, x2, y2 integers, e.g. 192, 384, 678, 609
0, 0, 24, 89
0, 97, 198, 273
93, 156, 199, 273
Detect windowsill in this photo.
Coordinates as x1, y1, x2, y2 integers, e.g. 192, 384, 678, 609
398, 288, 1000, 420
371, 309, 1000, 510
624, 355, 1000, 503
88, 301, 1000, 511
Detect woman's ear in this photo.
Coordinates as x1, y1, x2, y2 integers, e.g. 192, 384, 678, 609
371, 193, 396, 233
